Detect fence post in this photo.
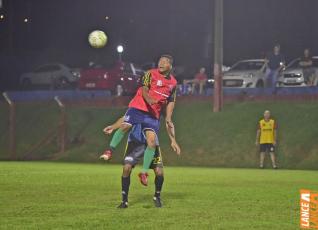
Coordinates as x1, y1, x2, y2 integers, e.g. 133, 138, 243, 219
3, 92, 16, 159
54, 96, 67, 153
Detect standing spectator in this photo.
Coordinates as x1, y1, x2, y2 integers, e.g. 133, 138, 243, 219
255, 110, 278, 169
265, 44, 285, 89
299, 48, 316, 86
183, 67, 208, 95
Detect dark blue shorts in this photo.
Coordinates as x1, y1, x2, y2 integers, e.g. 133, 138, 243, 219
124, 108, 160, 137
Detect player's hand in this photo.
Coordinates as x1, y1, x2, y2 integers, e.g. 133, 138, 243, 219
103, 126, 114, 135
171, 141, 181, 155
255, 141, 259, 146
273, 141, 277, 146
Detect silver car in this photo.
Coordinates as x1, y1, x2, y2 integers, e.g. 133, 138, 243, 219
277, 57, 318, 87
20, 63, 80, 89
223, 59, 267, 88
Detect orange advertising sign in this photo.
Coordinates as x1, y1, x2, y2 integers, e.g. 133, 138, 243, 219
300, 190, 318, 229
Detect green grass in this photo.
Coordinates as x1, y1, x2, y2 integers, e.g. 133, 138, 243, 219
1, 100, 318, 169
0, 162, 317, 229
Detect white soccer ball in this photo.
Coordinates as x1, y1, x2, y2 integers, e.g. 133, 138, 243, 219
88, 30, 108, 48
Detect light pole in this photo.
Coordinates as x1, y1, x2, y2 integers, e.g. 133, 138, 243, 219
213, 0, 223, 112
117, 45, 124, 61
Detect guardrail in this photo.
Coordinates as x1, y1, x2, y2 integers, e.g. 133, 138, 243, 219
2, 90, 111, 102
2, 87, 318, 102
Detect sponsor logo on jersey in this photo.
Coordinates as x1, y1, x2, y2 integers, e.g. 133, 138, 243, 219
157, 80, 163, 86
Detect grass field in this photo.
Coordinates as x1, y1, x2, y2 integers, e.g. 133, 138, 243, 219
1, 162, 317, 229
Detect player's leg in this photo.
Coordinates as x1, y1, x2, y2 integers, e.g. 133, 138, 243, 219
199, 80, 205, 95
118, 141, 144, 208
270, 153, 277, 169
260, 152, 265, 168
259, 144, 266, 168
142, 130, 157, 172
101, 108, 141, 160
138, 130, 157, 186
109, 122, 131, 150
100, 122, 131, 160
269, 145, 277, 169
151, 147, 164, 207
118, 164, 132, 208
153, 167, 164, 208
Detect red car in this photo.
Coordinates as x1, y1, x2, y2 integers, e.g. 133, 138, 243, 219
79, 61, 143, 95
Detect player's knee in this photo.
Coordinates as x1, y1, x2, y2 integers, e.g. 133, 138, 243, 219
122, 164, 132, 177
146, 137, 156, 148
154, 167, 164, 177
148, 142, 156, 149
120, 123, 131, 132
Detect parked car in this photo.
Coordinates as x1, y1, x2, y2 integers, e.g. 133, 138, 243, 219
78, 61, 143, 95
206, 65, 230, 88
277, 56, 318, 87
222, 59, 267, 88
20, 63, 80, 89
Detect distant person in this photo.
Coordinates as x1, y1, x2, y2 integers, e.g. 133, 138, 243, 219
255, 110, 278, 169
265, 44, 285, 89
183, 67, 207, 95
299, 48, 316, 86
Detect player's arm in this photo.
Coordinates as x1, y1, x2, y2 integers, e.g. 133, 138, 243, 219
165, 88, 181, 155
141, 71, 157, 105
300, 59, 313, 67
273, 121, 278, 146
255, 124, 260, 146
103, 116, 124, 135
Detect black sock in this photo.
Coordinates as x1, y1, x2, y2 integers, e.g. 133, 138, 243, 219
154, 175, 164, 198
121, 176, 130, 203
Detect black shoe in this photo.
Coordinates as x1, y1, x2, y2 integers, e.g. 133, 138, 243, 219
259, 165, 264, 169
117, 201, 128, 208
153, 196, 162, 208
273, 166, 278, 169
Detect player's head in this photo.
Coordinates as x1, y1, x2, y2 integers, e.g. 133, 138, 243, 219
264, 110, 271, 120
304, 48, 310, 57
273, 44, 280, 54
158, 54, 173, 74
199, 67, 206, 74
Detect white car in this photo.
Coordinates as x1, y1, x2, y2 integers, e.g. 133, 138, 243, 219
223, 59, 267, 88
20, 63, 80, 89
277, 57, 318, 87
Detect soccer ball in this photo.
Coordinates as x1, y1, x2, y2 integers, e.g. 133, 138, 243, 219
88, 30, 107, 48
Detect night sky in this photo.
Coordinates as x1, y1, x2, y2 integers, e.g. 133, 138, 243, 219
0, 0, 318, 88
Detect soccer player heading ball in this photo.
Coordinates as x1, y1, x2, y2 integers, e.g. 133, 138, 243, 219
103, 115, 179, 208
100, 55, 181, 186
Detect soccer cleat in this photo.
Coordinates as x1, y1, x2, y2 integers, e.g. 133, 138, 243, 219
117, 201, 128, 209
138, 172, 149, 186
259, 165, 264, 169
273, 165, 278, 169
153, 196, 162, 208
99, 149, 113, 161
